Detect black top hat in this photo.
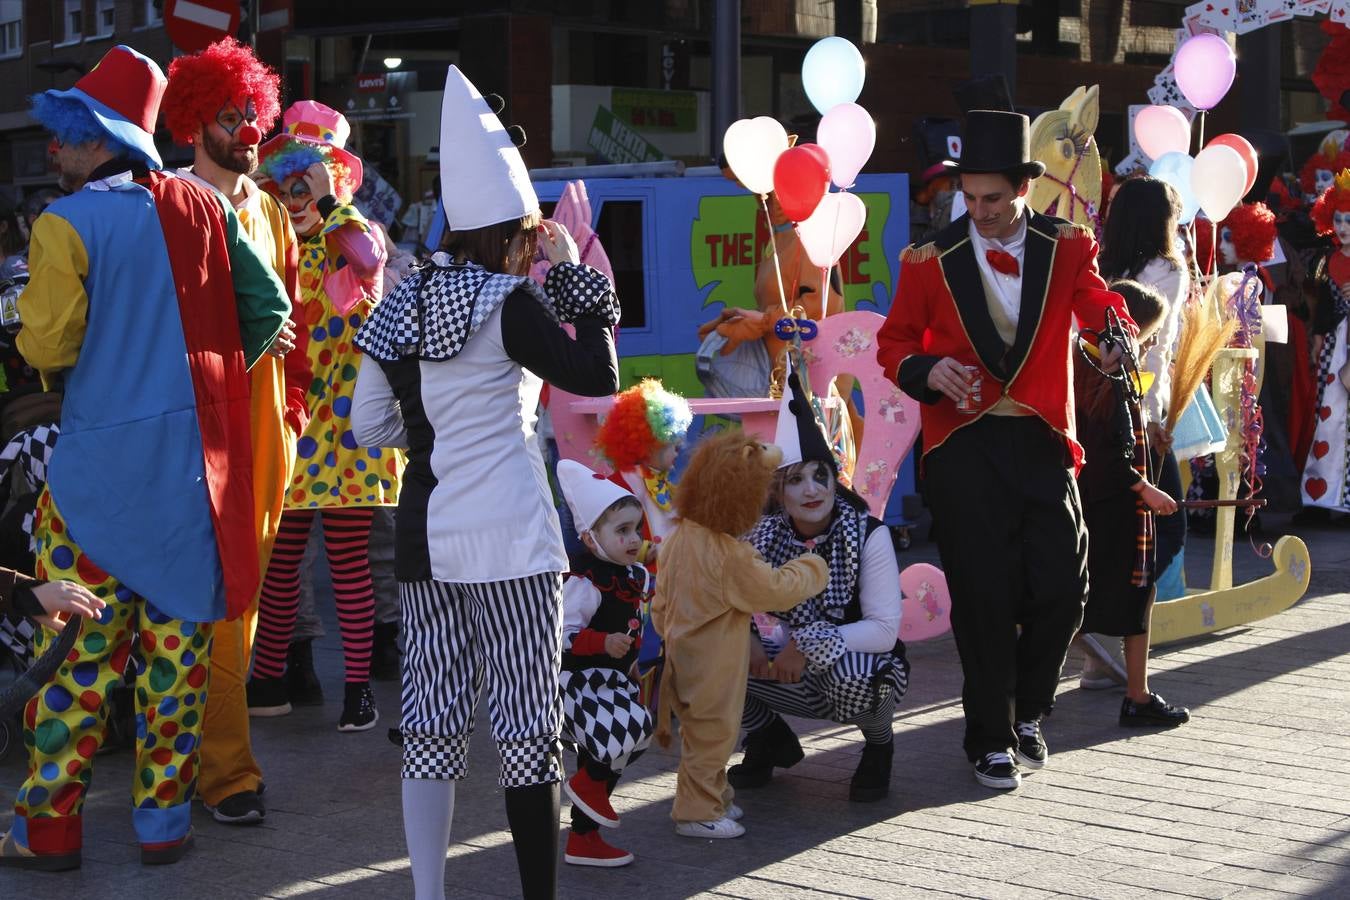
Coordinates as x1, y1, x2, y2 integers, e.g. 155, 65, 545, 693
942, 109, 1046, 180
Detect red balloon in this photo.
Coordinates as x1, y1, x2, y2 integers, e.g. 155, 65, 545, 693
772, 144, 831, 222
1206, 133, 1258, 196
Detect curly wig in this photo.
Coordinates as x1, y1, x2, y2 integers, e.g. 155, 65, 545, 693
28, 94, 137, 161
674, 429, 781, 537
1311, 170, 1350, 236
1300, 149, 1350, 197
595, 379, 693, 470
256, 138, 358, 202
1313, 21, 1350, 124
162, 37, 281, 146
1220, 202, 1277, 265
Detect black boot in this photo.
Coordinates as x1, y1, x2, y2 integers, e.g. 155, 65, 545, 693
727, 716, 803, 789
369, 621, 401, 681
285, 639, 324, 707
504, 782, 560, 900
848, 738, 893, 802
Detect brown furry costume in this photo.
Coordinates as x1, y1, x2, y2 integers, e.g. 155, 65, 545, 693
651, 430, 829, 823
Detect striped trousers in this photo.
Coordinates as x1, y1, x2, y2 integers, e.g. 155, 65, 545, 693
399, 574, 564, 787
252, 507, 376, 683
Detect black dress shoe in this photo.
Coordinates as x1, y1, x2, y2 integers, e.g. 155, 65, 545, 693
1120, 693, 1190, 727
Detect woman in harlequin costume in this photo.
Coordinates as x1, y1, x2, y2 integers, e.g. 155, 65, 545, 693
350, 65, 619, 900
1300, 170, 1350, 513
593, 379, 692, 554
247, 101, 398, 732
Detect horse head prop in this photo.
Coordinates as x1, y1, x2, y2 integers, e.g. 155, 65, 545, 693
1028, 85, 1102, 230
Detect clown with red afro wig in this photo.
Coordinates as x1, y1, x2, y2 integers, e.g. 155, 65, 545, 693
1219, 202, 1277, 267
162, 37, 281, 147
1299, 145, 1350, 203
595, 379, 693, 472
1311, 169, 1350, 242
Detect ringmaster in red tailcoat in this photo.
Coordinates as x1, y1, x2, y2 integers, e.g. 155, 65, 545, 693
876, 110, 1133, 792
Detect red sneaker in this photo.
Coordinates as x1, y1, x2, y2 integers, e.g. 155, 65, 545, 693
563, 830, 633, 868
564, 769, 619, 828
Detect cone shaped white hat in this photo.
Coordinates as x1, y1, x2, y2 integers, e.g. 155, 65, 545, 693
557, 459, 636, 536
439, 65, 539, 231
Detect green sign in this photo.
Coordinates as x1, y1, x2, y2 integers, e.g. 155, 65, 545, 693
589, 106, 666, 164
611, 88, 697, 133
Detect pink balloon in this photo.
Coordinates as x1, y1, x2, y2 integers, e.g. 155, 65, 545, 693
1134, 105, 1191, 161
817, 102, 876, 189
795, 192, 866, 268
1174, 33, 1236, 111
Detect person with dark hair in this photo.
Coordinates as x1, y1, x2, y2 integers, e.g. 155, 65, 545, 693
1089, 175, 1190, 688
1074, 279, 1190, 727
350, 65, 620, 900
877, 110, 1133, 792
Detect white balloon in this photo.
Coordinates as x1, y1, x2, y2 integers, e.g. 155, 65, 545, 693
817, 102, 876, 189
723, 117, 789, 196
1190, 144, 1247, 223
796, 192, 867, 269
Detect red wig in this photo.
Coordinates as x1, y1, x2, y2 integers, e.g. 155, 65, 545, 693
1312, 21, 1350, 124
1311, 170, 1350, 236
162, 37, 281, 146
1300, 149, 1350, 197
1220, 202, 1277, 265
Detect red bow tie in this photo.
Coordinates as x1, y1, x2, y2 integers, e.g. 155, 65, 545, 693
986, 249, 1020, 277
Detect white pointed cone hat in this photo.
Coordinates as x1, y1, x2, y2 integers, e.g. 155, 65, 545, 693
556, 459, 636, 537
439, 65, 539, 231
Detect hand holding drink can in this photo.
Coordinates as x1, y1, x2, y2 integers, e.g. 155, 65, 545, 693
955, 365, 982, 414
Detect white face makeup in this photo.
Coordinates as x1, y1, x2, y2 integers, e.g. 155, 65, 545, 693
1219, 226, 1237, 266
1317, 168, 1335, 197
782, 461, 836, 534
1334, 211, 1350, 249
278, 173, 321, 237
646, 442, 679, 473
587, 504, 644, 565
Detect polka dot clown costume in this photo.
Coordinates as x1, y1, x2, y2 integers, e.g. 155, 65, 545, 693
250, 101, 398, 733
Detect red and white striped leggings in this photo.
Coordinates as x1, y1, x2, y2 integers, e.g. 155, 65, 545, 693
253, 507, 376, 683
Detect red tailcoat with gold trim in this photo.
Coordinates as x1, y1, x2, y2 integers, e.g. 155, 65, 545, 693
876, 211, 1132, 473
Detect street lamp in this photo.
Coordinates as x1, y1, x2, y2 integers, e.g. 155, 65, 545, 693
383, 57, 402, 70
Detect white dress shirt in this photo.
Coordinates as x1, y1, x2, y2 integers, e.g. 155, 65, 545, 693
969, 211, 1029, 335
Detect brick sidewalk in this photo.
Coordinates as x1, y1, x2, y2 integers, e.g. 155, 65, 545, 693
3, 517, 1349, 898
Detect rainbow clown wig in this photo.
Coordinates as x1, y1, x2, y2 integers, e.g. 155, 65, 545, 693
595, 379, 694, 471
1220, 202, 1277, 265
256, 139, 359, 202
28, 94, 139, 163
1312, 170, 1350, 237
162, 37, 281, 146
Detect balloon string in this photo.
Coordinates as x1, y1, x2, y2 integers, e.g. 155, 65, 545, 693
761, 195, 791, 317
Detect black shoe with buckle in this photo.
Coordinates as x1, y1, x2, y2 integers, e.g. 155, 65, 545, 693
1013, 719, 1047, 770
204, 789, 265, 825
973, 751, 1021, 790
1120, 693, 1190, 727
338, 681, 379, 732
727, 716, 804, 789
848, 738, 893, 802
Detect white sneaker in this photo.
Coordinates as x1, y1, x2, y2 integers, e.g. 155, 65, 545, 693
726, 803, 743, 821
674, 816, 746, 839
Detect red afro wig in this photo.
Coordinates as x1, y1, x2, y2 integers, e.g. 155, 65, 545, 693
1220, 202, 1277, 265
1311, 170, 1350, 237
1313, 21, 1350, 124
162, 37, 281, 146
1300, 149, 1350, 197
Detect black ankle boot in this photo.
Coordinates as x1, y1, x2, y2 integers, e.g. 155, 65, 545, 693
504, 782, 560, 900
369, 621, 401, 681
848, 738, 893, 802
285, 639, 324, 707
727, 716, 803, 789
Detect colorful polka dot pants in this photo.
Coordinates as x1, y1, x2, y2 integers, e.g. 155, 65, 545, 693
9, 488, 211, 856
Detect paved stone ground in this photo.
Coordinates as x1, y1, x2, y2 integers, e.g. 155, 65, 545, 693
3, 514, 1349, 898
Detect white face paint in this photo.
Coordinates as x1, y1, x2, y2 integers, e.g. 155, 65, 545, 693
1334, 211, 1350, 249
586, 504, 644, 565
781, 461, 835, 535
1317, 168, 1335, 197
1219, 226, 1237, 266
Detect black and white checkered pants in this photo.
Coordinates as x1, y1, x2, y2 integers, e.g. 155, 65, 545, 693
560, 667, 653, 774
399, 574, 565, 787
742, 632, 909, 745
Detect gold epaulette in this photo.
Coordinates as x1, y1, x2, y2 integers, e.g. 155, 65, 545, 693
901, 242, 938, 264
1055, 221, 1092, 241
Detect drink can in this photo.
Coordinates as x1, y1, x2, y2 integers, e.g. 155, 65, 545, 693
955, 365, 982, 414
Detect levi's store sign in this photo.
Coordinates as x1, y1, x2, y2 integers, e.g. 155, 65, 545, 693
356, 74, 387, 93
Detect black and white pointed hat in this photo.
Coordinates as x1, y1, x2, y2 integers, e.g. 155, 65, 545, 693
439, 65, 539, 230
773, 367, 836, 472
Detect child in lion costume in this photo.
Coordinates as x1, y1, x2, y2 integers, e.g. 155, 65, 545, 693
651, 430, 828, 838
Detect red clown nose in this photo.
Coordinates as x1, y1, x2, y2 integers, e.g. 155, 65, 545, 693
237, 123, 262, 146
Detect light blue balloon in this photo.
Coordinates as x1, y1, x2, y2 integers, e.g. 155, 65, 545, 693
1149, 151, 1199, 225
802, 37, 866, 116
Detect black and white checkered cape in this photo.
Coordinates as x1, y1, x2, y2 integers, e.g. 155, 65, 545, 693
355, 257, 620, 363
560, 666, 653, 773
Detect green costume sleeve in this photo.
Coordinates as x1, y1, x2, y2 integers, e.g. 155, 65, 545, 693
220, 196, 290, 369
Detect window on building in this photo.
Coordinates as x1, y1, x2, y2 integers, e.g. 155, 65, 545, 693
135, 0, 163, 28
594, 200, 647, 329
95, 0, 115, 37
0, 0, 21, 59
58, 0, 82, 45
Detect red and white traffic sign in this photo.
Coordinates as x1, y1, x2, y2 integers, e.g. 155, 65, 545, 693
164, 0, 240, 54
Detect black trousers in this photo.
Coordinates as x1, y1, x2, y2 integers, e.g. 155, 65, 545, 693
925, 415, 1088, 762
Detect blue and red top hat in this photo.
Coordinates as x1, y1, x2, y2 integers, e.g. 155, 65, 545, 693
40, 45, 166, 169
